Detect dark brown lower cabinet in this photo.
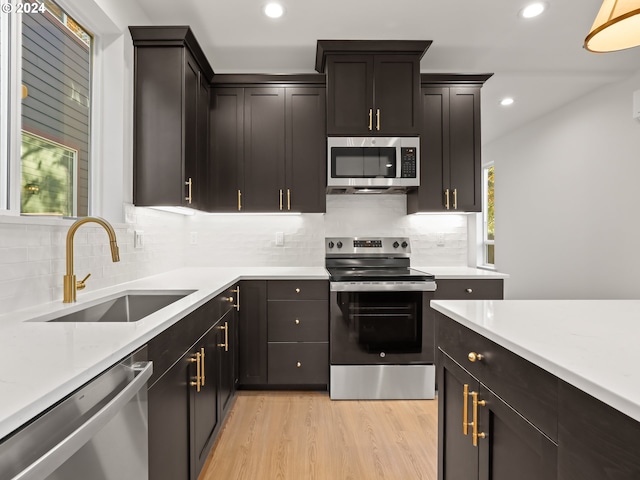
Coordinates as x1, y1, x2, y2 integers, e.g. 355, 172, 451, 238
148, 287, 238, 480
238, 279, 329, 388
437, 350, 558, 480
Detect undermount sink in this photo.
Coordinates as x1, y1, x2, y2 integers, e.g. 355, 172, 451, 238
39, 290, 196, 323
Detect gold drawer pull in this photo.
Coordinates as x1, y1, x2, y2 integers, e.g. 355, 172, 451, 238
295, 288, 300, 293
189, 352, 202, 392
295, 319, 300, 325
471, 391, 486, 447
463, 384, 469, 435
468, 352, 484, 362
296, 362, 302, 368
200, 348, 205, 386
465, 288, 473, 294
218, 322, 229, 352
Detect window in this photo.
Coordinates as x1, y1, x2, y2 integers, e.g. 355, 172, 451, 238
0, 0, 92, 216
483, 164, 495, 266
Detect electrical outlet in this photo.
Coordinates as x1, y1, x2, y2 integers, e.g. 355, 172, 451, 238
275, 231, 284, 246
134, 230, 144, 249
436, 233, 445, 247
190, 231, 198, 245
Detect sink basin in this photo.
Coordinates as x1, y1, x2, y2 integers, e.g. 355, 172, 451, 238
41, 290, 196, 323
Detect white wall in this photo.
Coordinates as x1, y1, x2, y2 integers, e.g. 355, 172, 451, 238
486, 70, 640, 299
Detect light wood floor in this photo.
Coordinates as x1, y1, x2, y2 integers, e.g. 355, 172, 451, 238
199, 391, 438, 480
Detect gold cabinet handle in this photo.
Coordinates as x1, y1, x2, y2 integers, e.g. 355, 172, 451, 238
453, 188, 458, 210
185, 178, 193, 204
287, 189, 291, 211
189, 352, 201, 392
463, 384, 469, 435
465, 288, 473, 294
296, 362, 302, 368
468, 352, 484, 363
200, 347, 205, 386
368, 108, 373, 130
471, 391, 486, 446
445, 189, 450, 210
295, 318, 300, 325
218, 321, 229, 352
376, 108, 381, 131
237, 189, 242, 211
279, 189, 283, 211
295, 288, 300, 294
231, 286, 240, 311
76, 273, 91, 291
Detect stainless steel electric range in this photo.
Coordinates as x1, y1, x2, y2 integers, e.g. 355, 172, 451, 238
326, 237, 437, 400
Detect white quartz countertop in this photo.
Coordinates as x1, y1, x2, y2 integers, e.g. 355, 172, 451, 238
414, 266, 509, 279
430, 299, 640, 423
0, 267, 328, 440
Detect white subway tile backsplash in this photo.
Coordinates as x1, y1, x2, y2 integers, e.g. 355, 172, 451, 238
1, 196, 469, 316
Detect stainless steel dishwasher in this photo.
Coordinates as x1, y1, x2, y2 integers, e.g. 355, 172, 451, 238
0, 347, 152, 480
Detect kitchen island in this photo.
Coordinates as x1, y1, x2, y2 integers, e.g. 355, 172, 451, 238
431, 299, 640, 480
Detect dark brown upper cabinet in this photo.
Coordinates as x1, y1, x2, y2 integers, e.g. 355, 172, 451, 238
130, 26, 213, 210
407, 74, 492, 213
209, 75, 326, 213
315, 40, 431, 136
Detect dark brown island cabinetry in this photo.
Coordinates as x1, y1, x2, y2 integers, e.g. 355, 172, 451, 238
129, 26, 213, 210
407, 75, 492, 213
210, 75, 326, 213
436, 312, 640, 480
147, 285, 238, 480
238, 280, 329, 388
315, 40, 431, 136
436, 314, 558, 480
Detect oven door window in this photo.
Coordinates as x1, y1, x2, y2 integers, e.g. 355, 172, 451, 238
331, 147, 396, 178
331, 290, 429, 364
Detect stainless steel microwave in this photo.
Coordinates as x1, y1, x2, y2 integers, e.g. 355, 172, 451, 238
327, 137, 420, 193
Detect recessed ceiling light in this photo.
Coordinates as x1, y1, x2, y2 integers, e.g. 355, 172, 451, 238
500, 97, 515, 106
519, 2, 547, 19
264, 2, 285, 18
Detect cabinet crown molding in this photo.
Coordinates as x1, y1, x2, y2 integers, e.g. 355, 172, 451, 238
315, 39, 432, 73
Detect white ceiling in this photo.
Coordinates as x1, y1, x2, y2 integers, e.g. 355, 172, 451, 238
132, 0, 640, 145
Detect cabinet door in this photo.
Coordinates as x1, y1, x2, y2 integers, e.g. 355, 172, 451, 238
326, 55, 374, 135
217, 309, 236, 418
184, 51, 200, 208
209, 87, 244, 212
190, 325, 220, 479
407, 87, 450, 213
196, 73, 209, 210
285, 87, 326, 213
243, 88, 285, 211
148, 353, 191, 480
478, 385, 558, 480
437, 350, 479, 480
373, 54, 420, 135
449, 87, 482, 212
238, 280, 268, 385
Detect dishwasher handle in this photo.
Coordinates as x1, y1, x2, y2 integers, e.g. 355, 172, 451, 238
12, 361, 153, 480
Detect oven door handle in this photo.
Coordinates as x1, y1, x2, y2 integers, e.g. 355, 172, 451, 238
330, 282, 437, 292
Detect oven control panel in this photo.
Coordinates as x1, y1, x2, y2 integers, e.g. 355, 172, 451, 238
326, 237, 411, 255
353, 240, 382, 248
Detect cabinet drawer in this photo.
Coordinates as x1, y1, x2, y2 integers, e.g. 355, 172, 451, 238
434, 279, 503, 300
267, 280, 328, 300
436, 313, 558, 441
268, 342, 329, 385
267, 301, 328, 342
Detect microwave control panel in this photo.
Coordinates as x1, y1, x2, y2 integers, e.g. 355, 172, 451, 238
400, 147, 417, 178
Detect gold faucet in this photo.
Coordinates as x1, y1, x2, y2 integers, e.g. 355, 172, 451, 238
63, 217, 120, 303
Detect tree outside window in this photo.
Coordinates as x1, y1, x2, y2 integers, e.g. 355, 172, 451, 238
484, 165, 495, 265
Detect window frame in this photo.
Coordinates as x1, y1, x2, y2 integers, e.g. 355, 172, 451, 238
0, 0, 96, 219
482, 163, 495, 268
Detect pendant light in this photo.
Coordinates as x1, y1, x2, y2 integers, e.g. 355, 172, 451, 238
584, 0, 640, 52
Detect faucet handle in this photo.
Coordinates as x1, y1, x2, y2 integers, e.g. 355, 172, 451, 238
76, 273, 91, 291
